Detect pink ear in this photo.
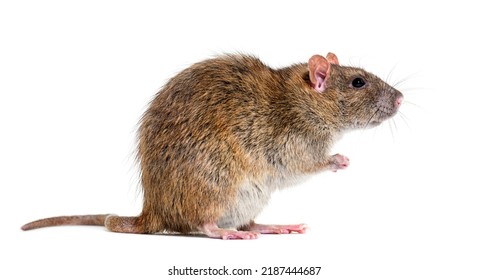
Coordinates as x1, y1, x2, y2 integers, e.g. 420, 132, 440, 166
308, 55, 331, 93
326, 52, 339, 65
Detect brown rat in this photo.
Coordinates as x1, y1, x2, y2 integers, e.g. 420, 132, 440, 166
21, 52, 403, 239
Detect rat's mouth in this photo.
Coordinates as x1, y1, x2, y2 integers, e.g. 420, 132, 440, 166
371, 94, 403, 124
376, 106, 397, 120
374, 107, 397, 122
364, 103, 399, 127
367, 120, 382, 126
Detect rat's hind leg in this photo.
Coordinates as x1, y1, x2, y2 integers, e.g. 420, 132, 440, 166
239, 221, 308, 234
104, 215, 146, 234
199, 223, 260, 240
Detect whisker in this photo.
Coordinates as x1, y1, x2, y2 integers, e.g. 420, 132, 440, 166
397, 86, 427, 93
392, 79, 409, 89
403, 100, 423, 109
397, 111, 409, 121
392, 118, 399, 133
388, 119, 395, 142
392, 71, 422, 89
385, 64, 398, 85
364, 108, 380, 130
397, 111, 411, 129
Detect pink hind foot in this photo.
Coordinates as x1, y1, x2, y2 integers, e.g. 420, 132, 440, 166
240, 222, 309, 234
199, 223, 260, 240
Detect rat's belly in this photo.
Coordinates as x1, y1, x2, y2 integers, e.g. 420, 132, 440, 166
216, 171, 309, 229
217, 180, 272, 229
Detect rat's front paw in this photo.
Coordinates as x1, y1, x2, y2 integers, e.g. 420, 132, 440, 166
329, 154, 349, 172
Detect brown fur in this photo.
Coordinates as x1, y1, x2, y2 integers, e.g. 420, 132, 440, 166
21, 53, 403, 238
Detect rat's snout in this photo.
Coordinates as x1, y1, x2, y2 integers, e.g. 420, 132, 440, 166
395, 95, 403, 109
387, 88, 403, 112
372, 88, 403, 124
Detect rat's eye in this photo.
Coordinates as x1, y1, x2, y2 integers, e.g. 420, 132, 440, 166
351, 77, 366, 88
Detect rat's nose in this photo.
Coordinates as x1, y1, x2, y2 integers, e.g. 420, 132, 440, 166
395, 95, 403, 108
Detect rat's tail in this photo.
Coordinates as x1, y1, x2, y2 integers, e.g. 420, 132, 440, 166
21, 214, 109, 231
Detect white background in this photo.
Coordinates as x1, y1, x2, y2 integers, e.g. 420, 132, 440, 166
1, 1, 488, 279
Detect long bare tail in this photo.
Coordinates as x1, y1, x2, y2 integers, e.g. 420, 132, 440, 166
21, 214, 110, 231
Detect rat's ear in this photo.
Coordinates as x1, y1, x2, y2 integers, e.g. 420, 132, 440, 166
326, 52, 339, 65
308, 55, 331, 93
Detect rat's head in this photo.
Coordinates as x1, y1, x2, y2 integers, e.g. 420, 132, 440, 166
308, 53, 403, 129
